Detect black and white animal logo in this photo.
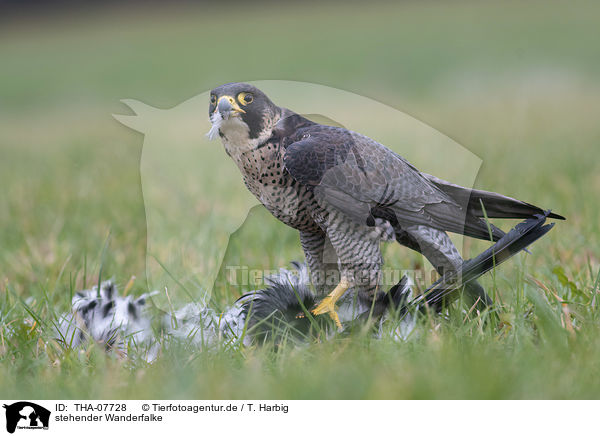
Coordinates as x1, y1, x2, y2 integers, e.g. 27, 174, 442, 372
3, 402, 50, 433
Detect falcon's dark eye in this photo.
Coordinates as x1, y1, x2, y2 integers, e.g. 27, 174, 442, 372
210, 95, 217, 105
238, 92, 253, 106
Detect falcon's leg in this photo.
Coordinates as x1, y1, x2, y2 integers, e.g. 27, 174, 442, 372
311, 222, 383, 328
402, 225, 492, 309
299, 230, 339, 297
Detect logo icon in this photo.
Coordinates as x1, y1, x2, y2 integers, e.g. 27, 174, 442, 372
3, 402, 50, 433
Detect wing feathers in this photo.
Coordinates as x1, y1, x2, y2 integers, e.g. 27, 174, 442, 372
280, 116, 562, 242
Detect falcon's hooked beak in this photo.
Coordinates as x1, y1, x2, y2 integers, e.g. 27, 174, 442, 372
215, 95, 246, 120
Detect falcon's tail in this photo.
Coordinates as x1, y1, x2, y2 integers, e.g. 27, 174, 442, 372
424, 173, 565, 221
411, 210, 555, 310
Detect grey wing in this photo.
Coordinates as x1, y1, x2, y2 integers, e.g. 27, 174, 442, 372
282, 125, 505, 241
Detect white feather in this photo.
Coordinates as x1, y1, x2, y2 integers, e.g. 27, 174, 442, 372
206, 111, 223, 141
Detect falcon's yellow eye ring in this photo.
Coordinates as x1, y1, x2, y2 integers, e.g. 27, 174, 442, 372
238, 92, 253, 106
210, 95, 217, 105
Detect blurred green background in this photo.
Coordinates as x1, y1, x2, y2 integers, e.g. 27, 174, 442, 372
1, 0, 599, 399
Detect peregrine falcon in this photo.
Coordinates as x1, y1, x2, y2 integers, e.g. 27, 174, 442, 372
207, 82, 564, 328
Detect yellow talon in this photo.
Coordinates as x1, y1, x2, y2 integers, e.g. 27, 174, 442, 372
312, 278, 350, 330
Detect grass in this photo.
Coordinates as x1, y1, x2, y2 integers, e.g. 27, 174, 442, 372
1, 0, 600, 399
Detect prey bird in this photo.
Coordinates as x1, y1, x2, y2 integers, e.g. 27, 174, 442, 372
53, 212, 555, 358
207, 82, 564, 328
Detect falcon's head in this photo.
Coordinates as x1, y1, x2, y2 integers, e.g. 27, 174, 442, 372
207, 83, 281, 149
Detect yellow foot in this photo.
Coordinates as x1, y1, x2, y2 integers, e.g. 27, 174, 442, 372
311, 278, 350, 330
312, 296, 342, 329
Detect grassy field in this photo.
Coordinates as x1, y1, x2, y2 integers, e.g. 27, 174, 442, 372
1, 1, 600, 399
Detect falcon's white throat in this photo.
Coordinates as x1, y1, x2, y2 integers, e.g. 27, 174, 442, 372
207, 110, 252, 148
207, 111, 267, 156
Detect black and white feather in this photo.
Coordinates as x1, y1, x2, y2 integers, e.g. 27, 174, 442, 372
54, 282, 159, 359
